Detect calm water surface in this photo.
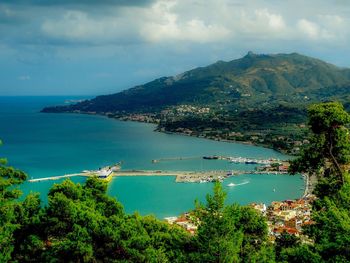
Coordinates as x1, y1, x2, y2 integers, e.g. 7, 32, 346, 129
0, 97, 304, 218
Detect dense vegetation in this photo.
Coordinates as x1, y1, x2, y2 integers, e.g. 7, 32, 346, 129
2, 102, 350, 262
42, 52, 350, 153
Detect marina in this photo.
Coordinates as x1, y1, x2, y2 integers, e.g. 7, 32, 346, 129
152, 155, 281, 165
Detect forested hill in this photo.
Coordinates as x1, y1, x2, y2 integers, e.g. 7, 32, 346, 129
42, 52, 350, 153
42, 52, 350, 114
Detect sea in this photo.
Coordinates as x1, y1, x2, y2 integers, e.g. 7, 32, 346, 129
0, 96, 304, 218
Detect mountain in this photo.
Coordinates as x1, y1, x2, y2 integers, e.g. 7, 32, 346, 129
42, 52, 350, 153
43, 52, 350, 114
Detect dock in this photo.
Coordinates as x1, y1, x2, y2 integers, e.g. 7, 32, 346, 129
27, 158, 288, 184
28, 169, 289, 183
151, 155, 281, 165
28, 173, 86, 182
152, 156, 201, 163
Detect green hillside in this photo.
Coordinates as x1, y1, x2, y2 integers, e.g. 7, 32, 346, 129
42, 52, 350, 153
43, 52, 350, 112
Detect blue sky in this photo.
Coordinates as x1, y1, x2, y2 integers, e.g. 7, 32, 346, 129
1, 0, 350, 96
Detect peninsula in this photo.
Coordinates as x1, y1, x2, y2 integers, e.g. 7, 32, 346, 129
42, 52, 350, 154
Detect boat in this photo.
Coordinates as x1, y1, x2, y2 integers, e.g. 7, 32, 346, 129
203, 156, 219, 160
227, 183, 235, 187
245, 160, 258, 164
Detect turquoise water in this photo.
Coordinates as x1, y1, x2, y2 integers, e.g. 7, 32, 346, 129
108, 174, 303, 218
0, 97, 304, 218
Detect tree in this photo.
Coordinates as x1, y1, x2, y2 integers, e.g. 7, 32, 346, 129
290, 102, 350, 186
0, 141, 30, 262
306, 180, 350, 262
191, 182, 271, 262
279, 244, 322, 263
275, 231, 299, 257
289, 102, 350, 262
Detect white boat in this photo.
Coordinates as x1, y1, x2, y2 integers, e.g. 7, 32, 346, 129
227, 183, 235, 187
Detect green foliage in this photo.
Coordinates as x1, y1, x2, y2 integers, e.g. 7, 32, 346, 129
191, 182, 270, 262
279, 245, 322, 263
290, 102, 350, 185
305, 176, 350, 262
2, 107, 350, 263
3, 176, 192, 262
0, 142, 30, 262
275, 231, 299, 257
308, 102, 350, 134
288, 103, 350, 262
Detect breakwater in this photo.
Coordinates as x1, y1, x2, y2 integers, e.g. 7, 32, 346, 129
28, 169, 289, 183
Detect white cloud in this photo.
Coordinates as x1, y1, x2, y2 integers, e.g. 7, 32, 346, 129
140, 1, 230, 43
232, 8, 288, 41
141, 17, 230, 43
140, 0, 230, 43
2, 0, 350, 95
297, 19, 320, 39
297, 15, 348, 41
38, 0, 350, 47
41, 1, 231, 44
254, 9, 286, 31
41, 9, 143, 44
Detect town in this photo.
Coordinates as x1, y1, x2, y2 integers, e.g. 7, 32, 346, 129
164, 193, 316, 243
101, 103, 310, 155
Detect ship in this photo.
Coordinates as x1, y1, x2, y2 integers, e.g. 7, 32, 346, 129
245, 160, 258, 164
203, 155, 219, 160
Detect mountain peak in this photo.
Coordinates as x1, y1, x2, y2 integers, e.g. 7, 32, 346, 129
42, 52, 350, 115
245, 51, 256, 58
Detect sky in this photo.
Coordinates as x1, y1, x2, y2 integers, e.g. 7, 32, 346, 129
1, 0, 350, 96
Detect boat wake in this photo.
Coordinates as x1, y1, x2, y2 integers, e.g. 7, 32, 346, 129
227, 181, 250, 187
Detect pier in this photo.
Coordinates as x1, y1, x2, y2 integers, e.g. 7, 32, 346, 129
28, 173, 86, 182
152, 155, 281, 165
27, 157, 288, 184
28, 169, 289, 183
152, 156, 201, 163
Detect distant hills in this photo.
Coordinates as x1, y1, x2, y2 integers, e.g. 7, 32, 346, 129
43, 52, 350, 113
42, 52, 350, 153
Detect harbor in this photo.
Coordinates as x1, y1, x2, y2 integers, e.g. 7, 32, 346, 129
28, 168, 291, 183
28, 156, 291, 183
152, 155, 281, 165
4, 97, 306, 222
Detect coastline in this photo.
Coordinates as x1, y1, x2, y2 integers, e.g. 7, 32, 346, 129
54, 110, 291, 156
39, 110, 308, 194
302, 173, 317, 198
155, 129, 290, 156
111, 115, 294, 156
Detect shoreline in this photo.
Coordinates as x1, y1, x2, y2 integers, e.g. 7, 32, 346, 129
39, 110, 308, 196
302, 173, 317, 198
53, 110, 291, 156
156, 129, 290, 156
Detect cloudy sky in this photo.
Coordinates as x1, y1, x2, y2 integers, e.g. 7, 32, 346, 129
1, 0, 350, 95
